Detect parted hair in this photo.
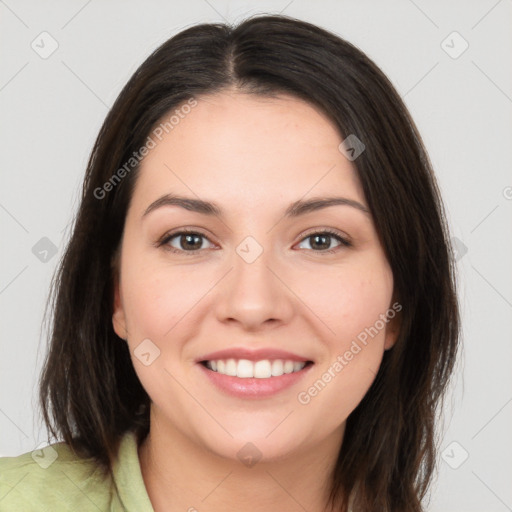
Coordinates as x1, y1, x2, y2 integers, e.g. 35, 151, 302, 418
39, 14, 460, 512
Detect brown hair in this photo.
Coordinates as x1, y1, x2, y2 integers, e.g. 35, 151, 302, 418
39, 14, 460, 511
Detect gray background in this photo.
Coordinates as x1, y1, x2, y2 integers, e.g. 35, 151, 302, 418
1, 1, 511, 510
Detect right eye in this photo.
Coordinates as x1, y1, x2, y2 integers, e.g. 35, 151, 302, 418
159, 229, 215, 254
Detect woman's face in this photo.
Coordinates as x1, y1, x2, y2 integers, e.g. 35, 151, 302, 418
113, 91, 399, 462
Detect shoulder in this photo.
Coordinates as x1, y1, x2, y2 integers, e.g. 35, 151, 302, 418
0, 440, 115, 511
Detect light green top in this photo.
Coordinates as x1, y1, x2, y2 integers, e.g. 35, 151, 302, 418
0, 431, 154, 511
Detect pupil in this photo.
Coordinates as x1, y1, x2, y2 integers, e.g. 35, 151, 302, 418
183, 234, 201, 250
312, 234, 329, 250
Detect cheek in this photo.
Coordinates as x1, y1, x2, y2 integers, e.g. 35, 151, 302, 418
121, 266, 193, 405
121, 257, 206, 340
297, 261, 393, 420
301, 259, 393, 341
298, 288, 391, 428
124, 278, 174, 339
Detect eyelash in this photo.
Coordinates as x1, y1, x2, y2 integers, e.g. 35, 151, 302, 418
157, 228, 352, 256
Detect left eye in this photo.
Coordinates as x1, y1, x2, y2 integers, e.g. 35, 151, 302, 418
296, 231, 350, 252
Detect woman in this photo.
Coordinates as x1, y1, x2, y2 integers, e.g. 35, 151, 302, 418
0, 13, 460, 512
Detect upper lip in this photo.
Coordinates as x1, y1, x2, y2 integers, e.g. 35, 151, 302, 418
197, 347, 313, 363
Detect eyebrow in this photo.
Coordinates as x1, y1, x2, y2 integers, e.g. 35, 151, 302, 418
142, 193, 370, 219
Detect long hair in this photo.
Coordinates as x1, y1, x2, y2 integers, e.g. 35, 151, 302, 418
39, 14, 460, 511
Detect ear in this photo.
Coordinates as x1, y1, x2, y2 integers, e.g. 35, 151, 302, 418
112, 273, 128, 341
383, 300, 402, 350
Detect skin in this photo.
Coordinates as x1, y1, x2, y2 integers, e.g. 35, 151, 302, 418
112, 89, 400, 512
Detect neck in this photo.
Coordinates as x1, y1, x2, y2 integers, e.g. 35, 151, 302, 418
138, 412, 344, 512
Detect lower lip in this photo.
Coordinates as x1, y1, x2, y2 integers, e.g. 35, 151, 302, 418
198, 363, 314, 399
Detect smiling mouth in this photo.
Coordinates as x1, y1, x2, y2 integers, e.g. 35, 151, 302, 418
201, 359, 314, 379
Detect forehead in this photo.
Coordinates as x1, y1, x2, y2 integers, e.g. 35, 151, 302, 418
132, 91, 365, 213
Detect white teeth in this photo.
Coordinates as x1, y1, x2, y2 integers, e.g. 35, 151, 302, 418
205, 358, 307, 378
271, 359, 283, 376
283, 360, 294, 374
225, 358, 237, 376
293, 361, 304, 372
254, 360, 272, 378
237, 359, 254, 378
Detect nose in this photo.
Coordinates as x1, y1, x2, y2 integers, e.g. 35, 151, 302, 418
214, 242, 294, 331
